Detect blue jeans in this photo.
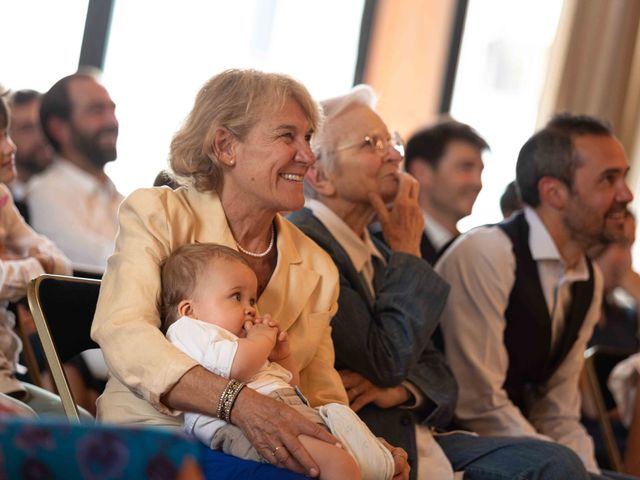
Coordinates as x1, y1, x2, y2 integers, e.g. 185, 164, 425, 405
591, 472, 640, 479
436, 433, 590, 479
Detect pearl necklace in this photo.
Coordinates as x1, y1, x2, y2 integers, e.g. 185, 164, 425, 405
235, 224, 275, 258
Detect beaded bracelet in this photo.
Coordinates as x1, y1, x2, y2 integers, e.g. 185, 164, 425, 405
216, 379, 246, 423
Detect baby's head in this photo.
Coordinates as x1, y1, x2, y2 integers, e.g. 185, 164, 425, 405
160, 243, 258, 335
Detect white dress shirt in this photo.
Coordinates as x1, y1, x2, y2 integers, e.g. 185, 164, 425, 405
27, 158, 123, 274
305, 200, 384, 298
8, 179, 28, 204
435, 207, 602, 473
423, 212, 454, 252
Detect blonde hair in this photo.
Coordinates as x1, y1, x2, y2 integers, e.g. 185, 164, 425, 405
159, 243, 251, 330
170, 69, 322, 192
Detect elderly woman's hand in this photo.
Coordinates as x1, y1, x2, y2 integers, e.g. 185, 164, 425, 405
231, 387, 339, 477
369, 172, 423, 257
340, 370, 410, 412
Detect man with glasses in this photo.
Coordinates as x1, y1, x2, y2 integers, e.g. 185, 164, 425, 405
404, 121, 488, 264
289, 85, 591, 479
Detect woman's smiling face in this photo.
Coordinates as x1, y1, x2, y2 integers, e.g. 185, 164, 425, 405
224, 97, 316, 214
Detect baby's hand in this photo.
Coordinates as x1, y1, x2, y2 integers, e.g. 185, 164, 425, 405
245, 321, 277, 344
252, 314, 278, 328
269, 329, 292, 362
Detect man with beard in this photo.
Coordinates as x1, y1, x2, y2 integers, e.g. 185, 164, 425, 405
8, 90, 53, 218
27, 72, 122, 275
404, 121, 488, 264
436, 114, 635, 477
290, 86, 594, 480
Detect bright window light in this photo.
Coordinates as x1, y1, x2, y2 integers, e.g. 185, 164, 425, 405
451, 0, 564, 231
1, 1, 88, 92
102, 0, 365, 195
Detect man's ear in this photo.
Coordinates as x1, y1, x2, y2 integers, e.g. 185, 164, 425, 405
305, 164, 336, 197
212, 127, 237, 166
406, 158, 433, 188
47, 117, 68, 148
538, 176, 568, 210
177, 299, 194, 318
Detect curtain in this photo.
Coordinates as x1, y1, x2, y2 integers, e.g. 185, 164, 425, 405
539, 0, 640, 187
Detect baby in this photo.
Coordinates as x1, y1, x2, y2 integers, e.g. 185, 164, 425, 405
160, 243, 393, 480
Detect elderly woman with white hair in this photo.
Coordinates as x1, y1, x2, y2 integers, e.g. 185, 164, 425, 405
289, 84, 594, 479
91, 70, 410, 479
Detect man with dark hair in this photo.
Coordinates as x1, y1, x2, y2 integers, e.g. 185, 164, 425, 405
8, 90, 53, 216
27, 72, 122, 274
436, 113, 635, 477
404, 120, 488, 264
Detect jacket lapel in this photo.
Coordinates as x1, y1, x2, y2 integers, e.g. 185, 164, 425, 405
257, 214, 320, 332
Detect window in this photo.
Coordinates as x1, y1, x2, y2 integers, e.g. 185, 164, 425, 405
1, 1, 88, 92
450, 0, 564, 230
102, 0, 365, 195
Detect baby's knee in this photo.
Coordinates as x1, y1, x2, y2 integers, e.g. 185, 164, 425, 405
324, 447, 361, 480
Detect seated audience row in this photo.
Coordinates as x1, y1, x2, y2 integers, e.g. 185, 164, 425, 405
4, 68, 640, 479
90, 70, 622, 479
0, 89, 73, 411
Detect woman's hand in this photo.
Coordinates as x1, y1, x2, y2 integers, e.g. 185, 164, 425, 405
340, 370, 411, 412
378, 437, 411, 480
368, 172, 423, 257
231, 387, 339, 477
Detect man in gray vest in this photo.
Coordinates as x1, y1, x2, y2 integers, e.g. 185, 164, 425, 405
436, 114, 634, 477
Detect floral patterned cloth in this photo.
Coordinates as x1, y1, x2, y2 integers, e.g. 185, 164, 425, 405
0, 416, 307, 479
0, 416, 201, 479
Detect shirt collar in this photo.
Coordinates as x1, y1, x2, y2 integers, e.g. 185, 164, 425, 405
56, 157, 118, 195
524, 206, 589, 281
423, 211, 454, 250
305, 199, 383, 273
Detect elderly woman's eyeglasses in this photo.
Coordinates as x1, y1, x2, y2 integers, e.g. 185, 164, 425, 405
336, 131, 405, 158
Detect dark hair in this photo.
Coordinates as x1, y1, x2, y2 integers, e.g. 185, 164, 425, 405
516, 113, 612, 207
404, 120, 489, 172
500, 180, 523, 218
40, 72, 97, 153
9, 89, 40, 108
159, 243, 251, 330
